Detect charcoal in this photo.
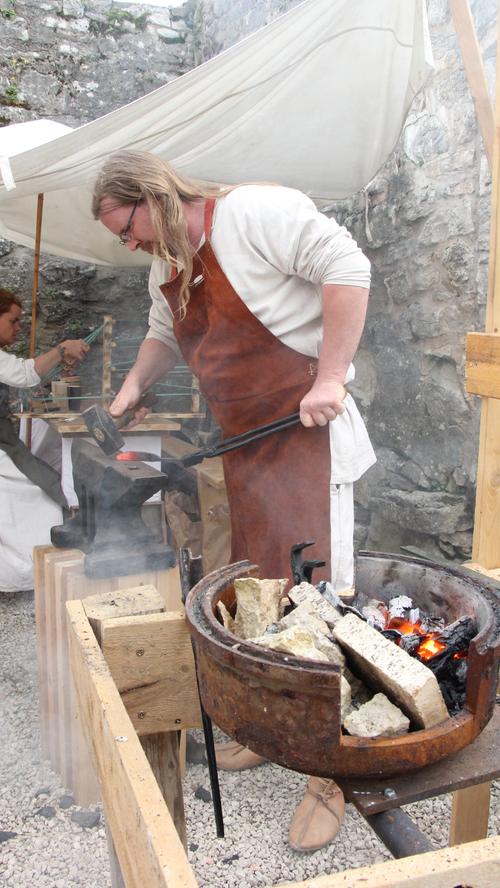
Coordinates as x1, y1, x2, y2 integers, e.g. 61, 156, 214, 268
361, 604, 387, 630
316, 580, 343, 608
439, 616, 476, 650
399, 633, 422, 656
381, 628, 403, 643
316, 581, 364, 620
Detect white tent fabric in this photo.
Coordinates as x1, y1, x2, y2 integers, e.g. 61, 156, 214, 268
0, 0, 433, 267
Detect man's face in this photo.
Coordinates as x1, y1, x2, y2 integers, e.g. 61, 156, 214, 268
0, 304, 22, 347
98, 197, 157, 254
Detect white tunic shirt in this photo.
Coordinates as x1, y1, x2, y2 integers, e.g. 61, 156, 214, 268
0, 349, 61, 592
0, 349, 40, 387
147, 185, 376, 483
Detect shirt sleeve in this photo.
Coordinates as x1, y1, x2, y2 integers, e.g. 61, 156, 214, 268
224, 186, 371, 289
0, 349, 41, 387
145, 259, 181, 358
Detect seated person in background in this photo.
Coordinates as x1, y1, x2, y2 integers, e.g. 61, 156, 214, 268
0, 287, 88, 592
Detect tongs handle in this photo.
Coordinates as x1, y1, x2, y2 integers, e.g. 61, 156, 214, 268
182, 411, 301, 467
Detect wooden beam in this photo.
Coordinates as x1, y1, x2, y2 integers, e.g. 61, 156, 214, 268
279, 836, 500, 887
449, 0, 494, 169
471, 0, 500, 568
66, 599, 197, 888
465, 332, 500, 397
449, 782, 491, 845
98, 611, 202, 735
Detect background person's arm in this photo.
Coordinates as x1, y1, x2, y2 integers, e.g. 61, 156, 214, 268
32, 339, 89, 379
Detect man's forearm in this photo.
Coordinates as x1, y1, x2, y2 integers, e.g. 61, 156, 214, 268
300, 284, 369, 426
317, 284, 369, 384
111, 338, 178, 417
125, 338, 178, 391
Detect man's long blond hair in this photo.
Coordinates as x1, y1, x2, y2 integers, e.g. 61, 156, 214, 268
92, 150, 233, 316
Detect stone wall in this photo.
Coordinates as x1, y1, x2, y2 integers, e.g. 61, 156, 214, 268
0, 0, 496, 560
0, 0, 197, 396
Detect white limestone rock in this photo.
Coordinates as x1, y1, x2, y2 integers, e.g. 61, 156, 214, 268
333, 613, 449, 729
340, 675, 352, 722
279, 601, 330, 636
233, 577, 288, 639
217, 600, 235, 633
344, 693, 410, 738
251, 625, 330, 662
288, 582, 343, 626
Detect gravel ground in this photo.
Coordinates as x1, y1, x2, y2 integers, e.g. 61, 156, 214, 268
1, 589, 499, 887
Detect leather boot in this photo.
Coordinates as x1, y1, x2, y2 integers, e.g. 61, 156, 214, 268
215, 740, 266, 771
288, 777, 345, 852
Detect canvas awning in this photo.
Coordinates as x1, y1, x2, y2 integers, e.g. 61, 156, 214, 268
0, 0, 433, 267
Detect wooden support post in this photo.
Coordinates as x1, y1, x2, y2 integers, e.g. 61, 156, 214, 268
449, 782, 491, 845
468, 0, 500, 569
449, 0, 494, 169
26, 192, 44, 449
33, 546, 183, 805
141, 733, 187, 851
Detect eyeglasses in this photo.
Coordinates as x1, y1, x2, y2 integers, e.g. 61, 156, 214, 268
119, 200, 139, 245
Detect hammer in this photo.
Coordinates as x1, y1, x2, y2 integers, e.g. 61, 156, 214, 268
81, 394, 156, 456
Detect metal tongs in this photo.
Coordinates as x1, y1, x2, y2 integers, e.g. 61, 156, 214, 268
180, 411, 301, 467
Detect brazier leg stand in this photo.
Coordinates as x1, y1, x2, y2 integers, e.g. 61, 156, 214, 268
338, 705, 500, 857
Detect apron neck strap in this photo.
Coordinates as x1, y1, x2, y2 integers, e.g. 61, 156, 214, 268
204, 198, 216, 240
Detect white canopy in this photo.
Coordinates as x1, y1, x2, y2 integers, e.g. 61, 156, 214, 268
0, 0, 433, 267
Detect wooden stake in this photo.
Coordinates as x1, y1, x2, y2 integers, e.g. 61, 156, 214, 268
101, 314, 114, 404
449, 0, 494, 170
26, 192, 44, 449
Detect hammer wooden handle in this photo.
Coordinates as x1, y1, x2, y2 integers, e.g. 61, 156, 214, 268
113, 392, 156, 429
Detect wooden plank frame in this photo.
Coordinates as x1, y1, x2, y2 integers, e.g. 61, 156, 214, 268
67, 598, 198, 888
67, 591, 500, 888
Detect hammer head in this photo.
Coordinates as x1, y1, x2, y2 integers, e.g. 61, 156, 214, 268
82, 404, 124, 455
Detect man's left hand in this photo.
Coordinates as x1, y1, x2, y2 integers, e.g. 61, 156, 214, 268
300, 379, 346, 427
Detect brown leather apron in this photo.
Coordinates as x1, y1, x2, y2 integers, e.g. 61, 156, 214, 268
160, 199, 332, 582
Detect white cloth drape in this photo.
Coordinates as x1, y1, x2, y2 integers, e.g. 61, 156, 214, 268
0, 0, 432, 267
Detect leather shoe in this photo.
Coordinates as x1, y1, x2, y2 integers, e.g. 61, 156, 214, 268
215, 740, 266, 771
288, 777, 345, 852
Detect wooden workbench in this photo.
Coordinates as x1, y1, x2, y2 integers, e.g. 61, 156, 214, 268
26, 412, 182, 436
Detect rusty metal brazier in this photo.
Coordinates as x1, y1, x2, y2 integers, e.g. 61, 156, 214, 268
185, 552, 500, 779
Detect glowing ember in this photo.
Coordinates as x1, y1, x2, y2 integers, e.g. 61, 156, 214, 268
417, 636, 447, 661
386, 615, 449, 662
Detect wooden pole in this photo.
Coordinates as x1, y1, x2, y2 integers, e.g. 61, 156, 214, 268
26, 192, 44, 449
101, 314, 114, 404
471, 0, 500, 568
449, 0, 494, 170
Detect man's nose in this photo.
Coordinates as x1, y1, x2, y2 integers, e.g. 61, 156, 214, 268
126, 239, 140, 252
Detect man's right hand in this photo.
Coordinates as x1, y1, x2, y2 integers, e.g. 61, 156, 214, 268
109, 383, 149, 428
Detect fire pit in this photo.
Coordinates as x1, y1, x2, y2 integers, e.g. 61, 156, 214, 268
185, 552, 500, 778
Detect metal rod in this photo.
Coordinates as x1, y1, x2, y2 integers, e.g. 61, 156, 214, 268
178, 548, 224, 838
182, 412, 301, 466
364, 807, 435, 858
